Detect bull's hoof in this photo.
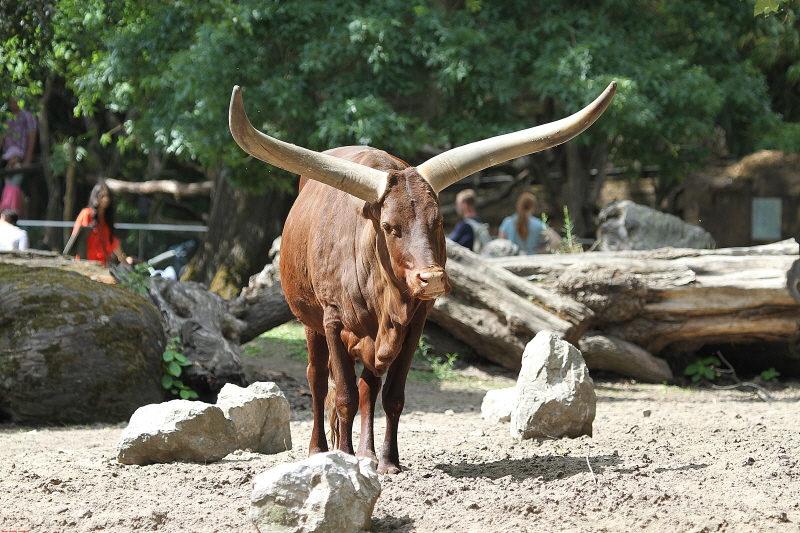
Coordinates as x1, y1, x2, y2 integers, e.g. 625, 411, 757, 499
377, 461, 402, 475
308, 445, 329, 456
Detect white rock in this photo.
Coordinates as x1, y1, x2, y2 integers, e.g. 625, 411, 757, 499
250, 451, 381, 533
117, 400, 235, 465
510, 331, 596, 440
480, 387, 517, 423
217, 381, 292, 454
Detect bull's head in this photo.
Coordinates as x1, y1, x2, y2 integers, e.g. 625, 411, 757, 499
366, 168, 449, 300
228, 82, 616, 299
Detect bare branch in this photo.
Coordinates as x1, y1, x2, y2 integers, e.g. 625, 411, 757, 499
104, 178, 213, 198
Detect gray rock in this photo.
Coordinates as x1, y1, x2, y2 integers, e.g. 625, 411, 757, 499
117, 400, 235, 465
250, 451, 381, 533
217, 382, 292, 454
510, 331, 596, 439
479, 238, 521, 258
480, 387, 516, 423
596, 200, 715, 251
0, 263, 164, 425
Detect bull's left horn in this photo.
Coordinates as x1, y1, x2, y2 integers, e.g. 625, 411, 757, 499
229, 86, 389, 203
417, 81, 617, 193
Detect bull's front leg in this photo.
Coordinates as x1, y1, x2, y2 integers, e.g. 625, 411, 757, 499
324, 310, 359, 455
378, 308, 429, 474
305, 326, 330, 456
356, 367, 381, 462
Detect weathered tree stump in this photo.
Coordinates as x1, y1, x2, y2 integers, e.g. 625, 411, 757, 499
145, 277, 250, 401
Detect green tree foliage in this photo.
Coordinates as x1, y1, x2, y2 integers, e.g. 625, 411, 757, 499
14, 1, 783, 175
3, 0, 800, 277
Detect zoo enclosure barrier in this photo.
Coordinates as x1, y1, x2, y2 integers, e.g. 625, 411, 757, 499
17, 220, 208, 261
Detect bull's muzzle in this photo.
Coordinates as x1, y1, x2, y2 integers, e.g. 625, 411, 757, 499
413, 267, 450, 299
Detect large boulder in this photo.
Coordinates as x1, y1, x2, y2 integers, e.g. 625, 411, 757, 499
596, 200, 715, 251
0, 263, 164, 424
250, 451, 381, 533
510, 331, 596, 439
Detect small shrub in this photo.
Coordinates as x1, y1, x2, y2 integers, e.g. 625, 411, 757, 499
161, 337, 199, 399
414, 334, 459, 381
119, 263, 151, 295
542, 207, 583, 254
760, 367, 781, 382
684, 356, 721, 383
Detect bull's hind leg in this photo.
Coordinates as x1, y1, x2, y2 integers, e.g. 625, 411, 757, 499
324, 315, 359, 455
306, 326, 330, 455
357, 367, 381, 462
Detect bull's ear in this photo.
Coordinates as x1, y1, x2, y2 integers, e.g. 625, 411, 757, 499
229, 86, 390, 203
361, 199, 381, 221
417, 81, 616, 193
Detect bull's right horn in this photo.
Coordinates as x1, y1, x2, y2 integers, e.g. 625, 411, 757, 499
229, 86, 389, 203
417, 81, 617, 193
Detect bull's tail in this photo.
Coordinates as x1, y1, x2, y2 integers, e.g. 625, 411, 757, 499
326, 377, 339, 450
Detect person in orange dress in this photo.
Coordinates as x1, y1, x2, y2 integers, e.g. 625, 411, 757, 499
72, 183, 132, 266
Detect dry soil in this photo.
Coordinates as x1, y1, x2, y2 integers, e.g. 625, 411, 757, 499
2, 341, 799, 533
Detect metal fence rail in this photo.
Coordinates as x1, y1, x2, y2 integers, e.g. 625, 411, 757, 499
18, 220, 208, 259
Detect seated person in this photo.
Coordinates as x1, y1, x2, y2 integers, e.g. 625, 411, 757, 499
0, 208, 29, 251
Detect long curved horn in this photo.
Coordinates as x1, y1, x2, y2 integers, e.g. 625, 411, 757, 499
417, 81, 617, 193
229, 86, 389, 203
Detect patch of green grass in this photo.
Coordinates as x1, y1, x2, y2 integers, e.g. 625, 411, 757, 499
262, 321, 307, 343
245, 325, 466, 385
246, 321, 309, 362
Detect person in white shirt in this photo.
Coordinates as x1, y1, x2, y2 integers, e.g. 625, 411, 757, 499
0, 208, 29, 250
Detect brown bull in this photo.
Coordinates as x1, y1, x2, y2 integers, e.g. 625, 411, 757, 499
229, 82, 615, 474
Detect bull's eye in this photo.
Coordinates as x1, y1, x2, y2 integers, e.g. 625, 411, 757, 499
382, 222, 401, 237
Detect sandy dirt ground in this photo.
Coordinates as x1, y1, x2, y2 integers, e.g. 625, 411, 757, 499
2, 345, 800, 533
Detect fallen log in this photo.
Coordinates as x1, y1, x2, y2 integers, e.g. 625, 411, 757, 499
229, 264, 294, 344
489, 239, 800, 355
579, 333, 673, 383
105, 178, 213, 198
444, 240, 594, 327
425, 241, 595, 370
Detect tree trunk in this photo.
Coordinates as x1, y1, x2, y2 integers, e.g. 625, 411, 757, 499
564, 142, 589, 237
62, 140, 76, 245
39, 77, 63, 252
182, 169, 294, 299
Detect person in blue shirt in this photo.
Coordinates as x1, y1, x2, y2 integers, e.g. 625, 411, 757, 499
447, 189, 483, 251
498, 192, 560, 254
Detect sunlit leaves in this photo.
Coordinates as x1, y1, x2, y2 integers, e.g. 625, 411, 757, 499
5, 0, 799, 196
